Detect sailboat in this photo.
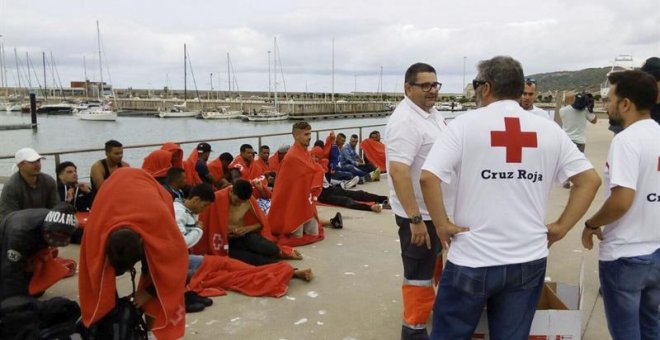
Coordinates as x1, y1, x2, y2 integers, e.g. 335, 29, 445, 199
600, 55, 634, 98
77, 21, 117, 121
159, 44, 199, 118
202, 53, 243, 119
244, 37, 288, 122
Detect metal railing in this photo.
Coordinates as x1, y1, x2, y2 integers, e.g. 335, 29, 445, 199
0, 123, 387, 172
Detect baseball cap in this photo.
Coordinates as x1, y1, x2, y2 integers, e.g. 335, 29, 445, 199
42, 202, 78, 246
15, 147, 45, 164
641, 57, 660, 81
197, 142, 213, 153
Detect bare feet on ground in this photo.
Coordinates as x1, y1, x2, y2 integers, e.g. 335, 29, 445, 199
281, 249, 303, 260
293, 268, 314, 282
370, 204, 382, 213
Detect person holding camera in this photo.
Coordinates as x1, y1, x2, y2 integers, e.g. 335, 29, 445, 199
559, 91, 597, 188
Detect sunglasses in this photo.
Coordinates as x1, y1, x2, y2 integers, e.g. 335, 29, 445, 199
409, 81, 442, 92
472, 79, 487, 90
525, 77, 537, 85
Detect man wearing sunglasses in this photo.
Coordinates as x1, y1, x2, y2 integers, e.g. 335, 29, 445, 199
420, 56, 600, 339
385, 62, 447, 340
520, 78, 552, 120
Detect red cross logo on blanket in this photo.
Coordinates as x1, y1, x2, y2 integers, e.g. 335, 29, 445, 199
490, 117, 538, 163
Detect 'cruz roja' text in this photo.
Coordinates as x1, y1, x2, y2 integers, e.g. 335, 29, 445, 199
481, 169, 543, 183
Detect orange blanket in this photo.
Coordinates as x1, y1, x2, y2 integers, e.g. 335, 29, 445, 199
268, 153, 285, 174
229, 156, 261, 180
184, 148, 203, 186
28, 248, 73, 295
361, 138, 387, 172
161, 142, 184, 169
141, 149, 173, 179
188, 256, 294, 298
253, 158, 269, 176
78, 168, 188, 340
268, 143, 324, 246
192, 187, 280, 256
207, 158, 226, 184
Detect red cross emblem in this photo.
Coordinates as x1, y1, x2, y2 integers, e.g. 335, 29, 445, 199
491, 117, 538, 163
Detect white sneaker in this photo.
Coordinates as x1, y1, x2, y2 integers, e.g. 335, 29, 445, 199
345, 176, 360, 189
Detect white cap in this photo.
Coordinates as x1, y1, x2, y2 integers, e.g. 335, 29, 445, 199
15, 147, 45, 164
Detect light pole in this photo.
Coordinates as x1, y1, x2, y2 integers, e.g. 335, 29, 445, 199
267, 50, 271, 100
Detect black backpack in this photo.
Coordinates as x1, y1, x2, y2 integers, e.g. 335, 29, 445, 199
80, 268, 148, 340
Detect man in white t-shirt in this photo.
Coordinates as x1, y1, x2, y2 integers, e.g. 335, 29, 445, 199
559, 92, 597, 152
385, 62, 446, 340
520, 77, 551, 120
419, 56, 601, 340
582, 70, 660, 340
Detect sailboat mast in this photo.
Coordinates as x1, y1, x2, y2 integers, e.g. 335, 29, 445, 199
97, 20, 104, 98
273, 37, 278, 111
14, 49, 21, 92
184, 44, 187, 101
43, 52, 47, 99
332, 37, 335, 112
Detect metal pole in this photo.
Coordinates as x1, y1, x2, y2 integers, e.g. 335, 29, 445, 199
184, 44, 187, 101
462, 56, 466, 94
29, 93, 37, 129
267, 50, 271, 99
97, 21, 104, 98
42, 52, 47, 100
209, 73, 213, 100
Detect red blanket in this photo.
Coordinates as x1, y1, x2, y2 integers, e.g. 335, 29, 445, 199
188, 256, 294, 298
79, 168, 188, 340
268, 153, 285, 174
161, 142, 184, 169
268, 143, 324, 246
253, 158, 269, 176
28, 248, 73, 295
229, 156, 261, 180
207, 158, 226, 185
184, 148, 203, 186
141, 149, 173, 179
361, 138, 387, 172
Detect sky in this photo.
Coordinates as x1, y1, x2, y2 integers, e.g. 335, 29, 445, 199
0, 0, 658, 94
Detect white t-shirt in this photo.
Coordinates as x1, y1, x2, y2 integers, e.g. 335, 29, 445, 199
174, 201, 203, 249
599, 119, 660, 261
528, 105, 551, 120
422, 100, 593, 267
385, 96, 448, 219
559, 105, 596, 144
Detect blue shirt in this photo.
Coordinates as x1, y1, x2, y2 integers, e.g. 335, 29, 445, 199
329, 145, 341, 170
340, 144, 359, 166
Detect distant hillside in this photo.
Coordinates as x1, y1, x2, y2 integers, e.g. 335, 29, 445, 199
527, 67, 618, 95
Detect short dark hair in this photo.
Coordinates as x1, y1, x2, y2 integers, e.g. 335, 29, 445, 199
219, 152, 233, 163
292, 121, 311, 133
405, 63, 436, 84
260, 145, 270, 151
608, 70, 658, 112
313, 140, 325, 148
107, 228, 143, 274
166, 167, 185, 184
369, 130, 380, 138
104, 140, 123, 153
232, 179, 253, 200
240, 144, 253, 153
476, 56, 524, 100
56, 161, 76, 176
350, 134, 358, 139
188, 183, 215, 202
336, 132, 346, 139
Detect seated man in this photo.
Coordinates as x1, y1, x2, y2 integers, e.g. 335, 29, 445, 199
269, 122, 325, 246
173, 183, 216, 313
0, 148, 60, 220
79, 168, 188, 340
312, 147, 389, 213
253, 145, 271, 176
341, 134, 380, 180
360, 130, 387, 172
230, 144, 273, 201
90, 140, 129, 192
163, 167, 187, 201
227, 180, 302, 265
56, 161, 94, 212
207, 152, 233, 189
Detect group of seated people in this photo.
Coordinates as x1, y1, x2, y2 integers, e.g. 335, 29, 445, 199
0, 124, 388, 338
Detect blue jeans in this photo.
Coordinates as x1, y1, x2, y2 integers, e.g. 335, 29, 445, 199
339, 164, 368, 177
599, 248, 660, 340
431, 258, 547, 340
187, 254, 203, 280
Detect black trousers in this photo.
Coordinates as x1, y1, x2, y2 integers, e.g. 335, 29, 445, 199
318, 185, 387, 211
228, 232, 281, 266
395, 215, 441, 280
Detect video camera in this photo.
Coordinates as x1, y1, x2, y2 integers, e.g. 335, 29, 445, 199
571, 92, 595, 113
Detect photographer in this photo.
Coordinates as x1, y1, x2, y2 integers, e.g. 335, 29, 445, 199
559, 91, 597, 188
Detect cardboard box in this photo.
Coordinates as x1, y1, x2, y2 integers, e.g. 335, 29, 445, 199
472, 265, 584, 340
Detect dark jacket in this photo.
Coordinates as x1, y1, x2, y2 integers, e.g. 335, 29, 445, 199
0, 209, 50, 301
57, 183, 94, 212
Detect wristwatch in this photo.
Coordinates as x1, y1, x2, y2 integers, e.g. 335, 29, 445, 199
410, 214, 423, 224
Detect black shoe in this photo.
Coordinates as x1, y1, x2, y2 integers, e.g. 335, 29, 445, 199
381, 200, 391, 210
330, 212, 343, 229
193, 294, 213, 307
184, 292, 206, 313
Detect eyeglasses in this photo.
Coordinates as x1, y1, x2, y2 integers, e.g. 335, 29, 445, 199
525, 77, 537, 85
409, 81, 442, 92
472, 79, 487, 90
